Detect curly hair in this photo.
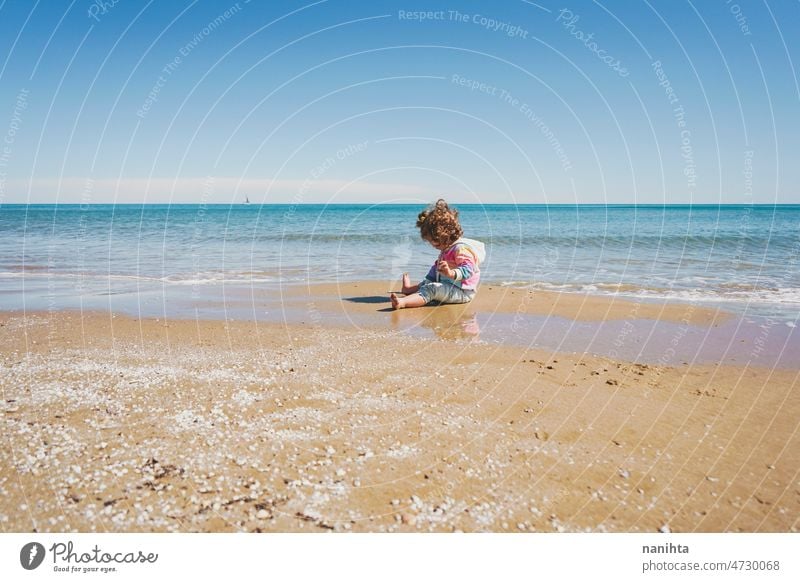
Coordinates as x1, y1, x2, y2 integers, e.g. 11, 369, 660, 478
416, 199, 463, 247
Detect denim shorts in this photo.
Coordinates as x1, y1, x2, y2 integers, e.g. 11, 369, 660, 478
417, 279, 476, 305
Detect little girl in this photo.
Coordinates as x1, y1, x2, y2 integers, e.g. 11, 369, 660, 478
391, 199, 486, 310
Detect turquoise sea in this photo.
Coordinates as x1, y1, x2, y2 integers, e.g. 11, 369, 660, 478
1, 203, 799, 322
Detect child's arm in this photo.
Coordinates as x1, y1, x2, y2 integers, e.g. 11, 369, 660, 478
437, 259, 457, 279
449, 247, 477, 282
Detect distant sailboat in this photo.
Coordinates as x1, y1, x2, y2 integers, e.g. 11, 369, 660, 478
244, 195, 250, 205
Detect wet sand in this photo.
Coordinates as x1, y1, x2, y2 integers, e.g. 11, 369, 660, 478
300, 281, 729, 324
0, 284, 798, 532
202, 279, 730, 329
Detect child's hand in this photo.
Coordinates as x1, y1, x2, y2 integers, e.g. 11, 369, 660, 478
437, 259, 456, 279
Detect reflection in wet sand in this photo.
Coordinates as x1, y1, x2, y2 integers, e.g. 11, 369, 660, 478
390, 303, 480, 341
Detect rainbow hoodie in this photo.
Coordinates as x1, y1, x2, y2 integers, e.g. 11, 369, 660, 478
424, 238, 487, 291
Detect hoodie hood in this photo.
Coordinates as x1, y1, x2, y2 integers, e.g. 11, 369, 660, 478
455, 237, 487, 264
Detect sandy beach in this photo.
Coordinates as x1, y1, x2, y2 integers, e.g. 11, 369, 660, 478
1, 283, 797, 533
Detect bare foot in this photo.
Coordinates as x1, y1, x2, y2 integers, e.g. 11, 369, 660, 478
401, 273, 413, 295
390, 293, 403, 310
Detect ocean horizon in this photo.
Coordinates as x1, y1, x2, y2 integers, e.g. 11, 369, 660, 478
6, 203, 800, 207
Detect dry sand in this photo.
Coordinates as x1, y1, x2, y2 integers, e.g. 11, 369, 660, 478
0, 284, 797, 533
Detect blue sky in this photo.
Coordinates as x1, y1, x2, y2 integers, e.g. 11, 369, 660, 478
0, 0, 797, 204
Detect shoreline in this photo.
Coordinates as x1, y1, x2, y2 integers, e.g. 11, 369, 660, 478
4, 272, 796, 320
1, 296, 798, 532
3, 280, 796, 369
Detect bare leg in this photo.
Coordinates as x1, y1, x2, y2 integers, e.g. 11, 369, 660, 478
401, 273, 419, 295
391, 292, 426, 310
